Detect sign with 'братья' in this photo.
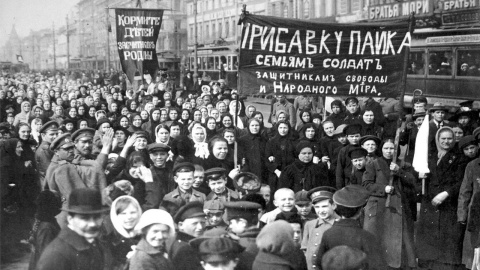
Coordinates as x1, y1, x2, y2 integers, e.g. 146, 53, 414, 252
238, 14, 413, 97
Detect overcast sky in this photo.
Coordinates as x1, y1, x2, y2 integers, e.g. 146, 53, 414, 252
0, 0, 78, 47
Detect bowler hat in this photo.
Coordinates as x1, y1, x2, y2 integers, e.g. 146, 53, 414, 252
412, 108, 427, 120
61, 188, 109, 214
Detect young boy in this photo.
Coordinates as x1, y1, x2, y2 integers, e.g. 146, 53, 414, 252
348, 148, 368, 186
204, 167, 239, 202
335, 124, 362, 189
294, 190, 317, 224
316, 185, 387, 270
193, 164, 210, 195
301, 186, 338, 270
257, 184, 274, 211
203, 199, 227, 231
163, 162, 206, 207
195, 237, 245, 270
343, 97, 362, 125
260, 188, 295, 225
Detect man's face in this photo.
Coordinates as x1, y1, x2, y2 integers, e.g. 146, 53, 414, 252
75, 137, 93, 156
413, 102, 426, 112
433, 110, 445, 122
313, 199, 336, 220
193, 170, 205, 188
178, 217, 206, 237
463, 144, 478, 158
208, 178, 227, 194
174, 171, 194, 192
41, 129, 58, 144
57, 146, 75, 162
67, 213, 103, 243
414, 116, 425, 127
352, 157, 367, 170
149, 151, 168, 167
347, 134, 361, 145
206, 212, 223, 226
295, 202, 312, 217
346, 102, 359, 114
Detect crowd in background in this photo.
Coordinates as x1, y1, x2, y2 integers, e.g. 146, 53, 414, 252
0, 69, 479, 270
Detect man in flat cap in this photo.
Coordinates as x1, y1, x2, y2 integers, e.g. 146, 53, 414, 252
335, 124, 362, 189
193, 237, 245, 270
205, 167, 239, 202
71, 127, 113, 169
143, 142, 175, 210
37, 188, 112, 270
45, 134, 107, 227
169, 201, 207, 270
203, 200, 228, 231
316, 185, 386, 270
35, 120, 59, 186
321, 245, 367, 270
302, 186, 338, 270
348, 147, 368, 186
223, 200, 262, 269
163, 162, 206, 208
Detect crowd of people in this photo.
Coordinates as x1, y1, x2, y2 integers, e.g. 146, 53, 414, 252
0, 69, 479, 270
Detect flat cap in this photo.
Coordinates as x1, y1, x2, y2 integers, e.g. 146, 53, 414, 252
50, 133, 74, 151
71, 127, 95, 141
173, 162, 195, 175
173, 201, 206, 223
294, 190, 310, 205
458, 135, 477, 150
307, 186, 336, 204
197, 238, 245, 263
348, 147, 368, 160
189, 228, 232, 249
359, 135, 381, 146
147, 143, 171, 153
133, 130, 148, 139
96, 118, 112, 130
343, 124, 362, 135
333, 185, 370, 208
321, 245, 367, 270
204, 167, 227, 182
39, 120, 59, 134
223, 201, 260, 224
203, 200, 225, 213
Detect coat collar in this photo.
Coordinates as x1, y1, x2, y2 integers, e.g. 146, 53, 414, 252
170, 188, 202, 198
136, 238, 163, 255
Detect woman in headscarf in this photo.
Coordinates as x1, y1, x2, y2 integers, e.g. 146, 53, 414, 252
117, 115, 131, 129
13, 101, 34, 127
264, 121, 297, 192
238, 118, 267, 181
297, 123, 321, 162
179, 109, 192, 127
362, 138, 417, 269
228, 100, 244, 129
30, 118, 43, 144
142, 108, 161, 142
102, 195, 142, 270
85, 106, 97, 128
360, 109, 383, 139
217, 114, 245, 138
189, 124, 210, 166
295, 109, 313, 132
416, 126, 469, 270
65, 107, 78, 129
326, 99, 346, 128
126, 99, 139, 113
129, 209, 175, 270
128, 113, 144, 133
76, 104, 88, 122
50, 105, 65, 125
278, 141, 332, 192
204, 116, 218, 141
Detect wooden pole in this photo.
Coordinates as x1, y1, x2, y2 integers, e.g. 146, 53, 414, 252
386, 13, 415, 208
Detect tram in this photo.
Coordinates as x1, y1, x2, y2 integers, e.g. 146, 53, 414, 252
188, 45, 239, 88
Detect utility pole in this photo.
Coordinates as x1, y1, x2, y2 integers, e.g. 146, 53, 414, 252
66, 15, 70, 70
106, 7, 110, 71
193, 0, 198, 79
53, 22, 56, 73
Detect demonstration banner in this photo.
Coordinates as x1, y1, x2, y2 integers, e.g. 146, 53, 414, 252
238, 14, 412, 97
115, 8, 164, 83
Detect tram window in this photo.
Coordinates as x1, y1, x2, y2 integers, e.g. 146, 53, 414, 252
214, 56, 220, 70
207, 57, 214, 70
428, 50, 453, 76
190, 57, 195, 70
457, 49, 480, 77
408, 51, 425, 75
232, 56, 238, 70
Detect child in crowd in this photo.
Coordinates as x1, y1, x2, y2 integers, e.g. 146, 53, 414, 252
260, 188, 295, 225
203, 199, 228, 231
204, 167, 239, 202
294, 190, 317, 225
193, 163, 210, 195
162, 162, 206, 207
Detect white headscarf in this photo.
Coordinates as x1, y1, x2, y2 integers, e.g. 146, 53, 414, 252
110, 195, 143, 238
191, 124, 209, 159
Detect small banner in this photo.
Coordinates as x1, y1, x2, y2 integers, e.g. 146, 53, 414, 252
16, 55, 24, 63
238, 14, 412, 97
115, 8, 164, 83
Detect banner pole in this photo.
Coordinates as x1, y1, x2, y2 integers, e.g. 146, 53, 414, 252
386, 12, 415, 208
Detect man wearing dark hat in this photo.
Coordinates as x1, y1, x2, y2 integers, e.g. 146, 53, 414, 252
143, 142, 175, 210
45, 134, 107, 227
71, 127, 113, 169
169, 201, 207, 270
203, 200, 228, 230
163, 162, 206, 207
348, 147, 368, 186
458, 135, 479, 159
316, 185, 387, 270
321, 245, 367, 270
429, 102, 453, 144
205, 167, 239, 202
36, 188, 112, 270
335, 124, 362, 189
343, 97, 362, 125
223, 200, 262, 269
302, 186, 338, 270
35, 120, 59, 186
401, 108, 426, 163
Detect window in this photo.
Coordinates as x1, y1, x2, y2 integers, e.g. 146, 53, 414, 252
338, 0, 348, 14
428, 49, 453, 76
457, 49, 480, 77
351, 0, 361, 12
207, 57, 215, 70
218, 22, 222, 38
206, 25, 210, 39
212, 23, 216, 39
408, 51, 426, 75
225, 21, 229, 37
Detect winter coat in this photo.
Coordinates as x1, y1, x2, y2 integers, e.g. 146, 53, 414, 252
129, 238, 173, 270
279, 160, 332, 192
238, 132, 267, 182
265, 133, 297, 192
362, 157, 417, 268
